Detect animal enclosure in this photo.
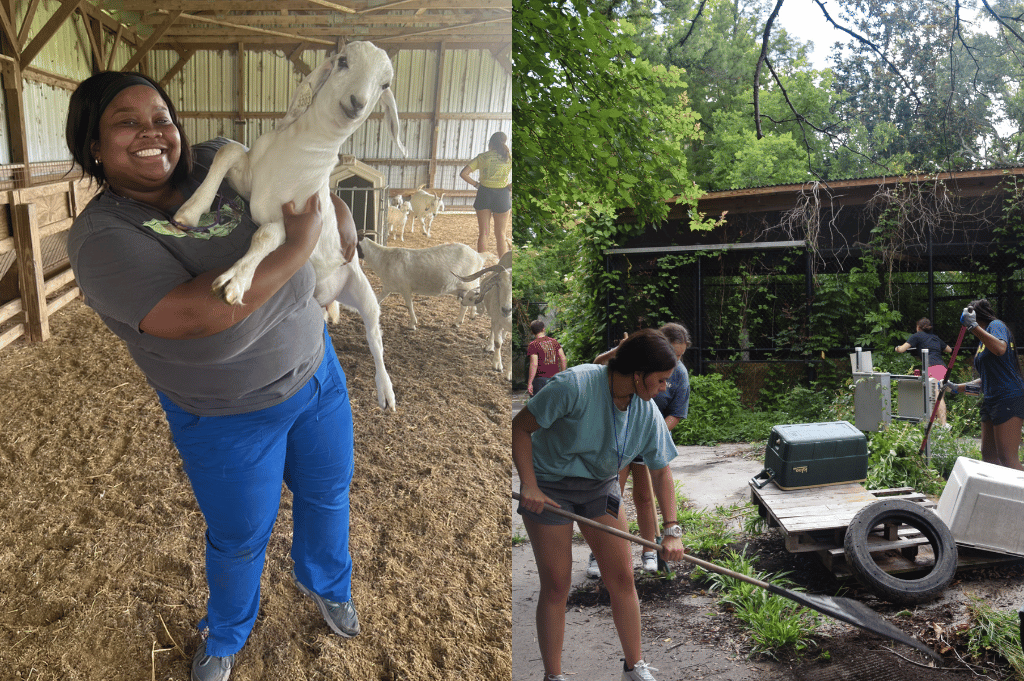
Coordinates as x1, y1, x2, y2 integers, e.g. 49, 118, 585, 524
0, 212, 512, 680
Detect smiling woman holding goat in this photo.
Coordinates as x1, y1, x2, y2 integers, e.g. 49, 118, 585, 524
512, 328, 686, 681
65, 70, 361, 681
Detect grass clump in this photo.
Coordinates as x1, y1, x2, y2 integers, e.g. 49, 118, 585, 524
692, 549, 821, 659
962, 597, 1024, 678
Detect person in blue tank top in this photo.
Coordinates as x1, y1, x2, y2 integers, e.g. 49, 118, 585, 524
947, 299, 1024, 470
513, 329, 687, 681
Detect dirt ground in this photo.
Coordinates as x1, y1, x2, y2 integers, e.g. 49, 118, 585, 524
0, 213, 512, 680
512, 427, 1024, 681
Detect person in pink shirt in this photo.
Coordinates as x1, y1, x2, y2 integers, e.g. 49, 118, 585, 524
527, 320, 567, 396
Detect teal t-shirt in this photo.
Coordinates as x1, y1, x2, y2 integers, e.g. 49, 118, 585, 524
526, 364, 677, 482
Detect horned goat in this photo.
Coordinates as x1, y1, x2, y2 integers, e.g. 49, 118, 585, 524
408, 186, 445, 238
457, 252, 513, 380
172, 41, 405, 411
355, 237, 487, 330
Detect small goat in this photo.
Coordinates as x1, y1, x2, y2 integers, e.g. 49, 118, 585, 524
386, 204, 411, 242
458, 253, 512, 380
408, 186, 445, 238
355, 237, 487, 330
172, 41, 405, 411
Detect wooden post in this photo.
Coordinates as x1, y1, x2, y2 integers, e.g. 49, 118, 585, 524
11, 201, 48, 342
428, 42, 446, 188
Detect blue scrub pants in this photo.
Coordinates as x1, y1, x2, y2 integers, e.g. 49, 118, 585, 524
157, 341, 355, 657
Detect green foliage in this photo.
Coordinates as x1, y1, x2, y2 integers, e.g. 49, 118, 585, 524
963, 596, 1024, 678
675, 503, 744, 558
692, 549, 822, 659
514, 0, 705, 238
864, 422, 946, 496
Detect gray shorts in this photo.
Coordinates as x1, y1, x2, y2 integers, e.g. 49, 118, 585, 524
516, 476, 620, 526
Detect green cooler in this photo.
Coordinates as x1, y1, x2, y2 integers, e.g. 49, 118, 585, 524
751, 421, 868, 490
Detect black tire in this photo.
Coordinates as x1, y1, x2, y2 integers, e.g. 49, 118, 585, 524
843, 499, 957, 605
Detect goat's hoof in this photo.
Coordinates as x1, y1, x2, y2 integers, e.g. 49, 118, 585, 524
172, 205, 202, 229
211, 273, 248, 306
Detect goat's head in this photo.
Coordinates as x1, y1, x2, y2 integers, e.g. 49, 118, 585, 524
280, 41, 407, 157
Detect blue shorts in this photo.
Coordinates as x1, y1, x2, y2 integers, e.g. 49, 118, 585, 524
979, 395, 1024, 426
474, 185, 511, 213
517, 476, 619, 526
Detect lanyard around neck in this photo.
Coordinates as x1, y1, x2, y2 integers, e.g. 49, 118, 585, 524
609, 373, 634, 471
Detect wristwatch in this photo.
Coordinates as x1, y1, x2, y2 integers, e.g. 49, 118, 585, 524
662, 522, 683, 538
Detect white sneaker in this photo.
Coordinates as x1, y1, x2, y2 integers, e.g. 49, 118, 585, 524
586, 553, 601, 579
622, 659, 659, 681
641, 551, 658, 573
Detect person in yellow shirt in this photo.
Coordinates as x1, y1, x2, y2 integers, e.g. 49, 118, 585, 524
460, 131, 511, 257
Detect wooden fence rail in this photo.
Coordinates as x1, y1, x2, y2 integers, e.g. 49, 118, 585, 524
0, 178, 98, 351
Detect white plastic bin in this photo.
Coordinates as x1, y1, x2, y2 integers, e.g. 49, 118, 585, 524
936, 457, 1024, 556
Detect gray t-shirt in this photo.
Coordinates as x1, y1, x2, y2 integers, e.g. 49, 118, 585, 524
67, 139, 325, 416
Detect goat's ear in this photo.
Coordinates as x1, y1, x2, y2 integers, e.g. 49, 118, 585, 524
381, 87, 407, 158
278, 56, 337, 130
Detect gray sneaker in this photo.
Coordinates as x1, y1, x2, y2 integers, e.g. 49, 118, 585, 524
292, 569, 360, 638
191, 640, 235, 681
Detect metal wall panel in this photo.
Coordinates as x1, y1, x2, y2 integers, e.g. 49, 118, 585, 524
23, 82, 73, 162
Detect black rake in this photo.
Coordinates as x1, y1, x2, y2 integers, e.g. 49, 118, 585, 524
511, 491, 941, 664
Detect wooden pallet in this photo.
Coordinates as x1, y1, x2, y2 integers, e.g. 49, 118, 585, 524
749, 481, 934, 554
751, 480, 1024, 576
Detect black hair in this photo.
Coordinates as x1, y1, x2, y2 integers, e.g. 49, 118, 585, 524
488, 131, 510, 162
530, 320, 546, 335
607, 328, 676, 378
916, 317, 933, 333
66, 71, 193, 188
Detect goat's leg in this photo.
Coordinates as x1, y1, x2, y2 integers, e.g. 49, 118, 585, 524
332, 267, 396, 411
211, 221, 285, 305
173, 142, 251, 228
402, 292, 418, 330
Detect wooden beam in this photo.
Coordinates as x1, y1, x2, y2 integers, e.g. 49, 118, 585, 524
288, 43, 312, 77
0, 4, 18, 58
236, 41, 245, 142
122, 10, 181, 72
82, 12, 104, 72
106, 24, 123, 72
11, 201, 48, 342
23, 65, 77, 90
428, 41, 445, 188
17, 0, 41, 49
0, 58, 29, 187
19, 0, 79, 69
157, 47, 196, 88
491, 42, 510, 76
303, 0, 356, 14
153, 9, 335, 46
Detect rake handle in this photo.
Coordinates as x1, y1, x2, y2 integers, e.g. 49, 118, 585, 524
511, 491, 772, 590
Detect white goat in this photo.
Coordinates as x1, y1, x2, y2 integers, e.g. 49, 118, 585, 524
354, 238, 486, 330
408, 186, 445, 238
172, 41, 405, 411
386, 204, 411, 242
457, 254, 513, 380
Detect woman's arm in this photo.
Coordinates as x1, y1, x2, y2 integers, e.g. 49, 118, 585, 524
140, 195, 322, 339
527, 355, 538, 395
459, 164, 479, 188
512, 405, 557, 514
972, 325, 1008, 356
649, 465, 685, 561
895, 342, 911, 353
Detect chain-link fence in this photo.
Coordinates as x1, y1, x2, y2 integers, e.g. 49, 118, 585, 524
603, 239, 1024, 407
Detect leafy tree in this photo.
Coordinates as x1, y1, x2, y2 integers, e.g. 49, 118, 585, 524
513, 0, 704, 239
